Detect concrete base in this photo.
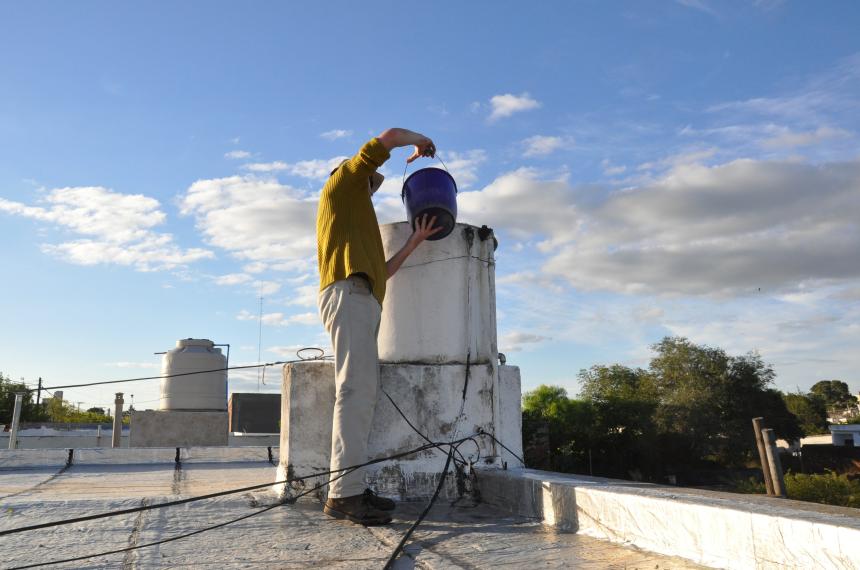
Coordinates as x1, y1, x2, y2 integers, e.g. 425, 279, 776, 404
276, 360, 523, 502
477, 468, 860, 570
130, 410, 228, 448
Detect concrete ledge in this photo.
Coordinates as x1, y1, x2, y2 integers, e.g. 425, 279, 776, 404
0, 446, 280, 468
181, 446, 278, 463
130, 410, 228, 447
0, 449, 71, 469
477, 468, 860, 570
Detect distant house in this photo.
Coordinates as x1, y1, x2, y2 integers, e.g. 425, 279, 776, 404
829, 424, 860, 447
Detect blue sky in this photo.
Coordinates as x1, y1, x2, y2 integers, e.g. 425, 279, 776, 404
2, 1, 859, 412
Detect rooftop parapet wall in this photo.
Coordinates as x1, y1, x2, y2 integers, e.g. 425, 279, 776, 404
478, 468, 860, 570
277, 360, 524, 501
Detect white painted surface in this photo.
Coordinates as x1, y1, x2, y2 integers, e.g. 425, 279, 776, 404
378, 222, 498, 365
277, 361, 524, 501
160, 338, 227, 411
479, 468, 860, 570
0, 461, 706, 569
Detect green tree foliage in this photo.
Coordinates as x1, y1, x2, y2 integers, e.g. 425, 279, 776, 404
783, 393, 828, 435
0, 372, 48, 424
810, 380, 855, 408
521, 337, 803, 481
522, 385, 596, 472
46, 398, 111, 424
648, 338, 800, 467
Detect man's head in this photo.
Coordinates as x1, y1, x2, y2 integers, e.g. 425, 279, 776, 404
331, 159, 385, 195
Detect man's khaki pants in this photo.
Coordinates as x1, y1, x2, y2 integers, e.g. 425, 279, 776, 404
318, 276, 382, 498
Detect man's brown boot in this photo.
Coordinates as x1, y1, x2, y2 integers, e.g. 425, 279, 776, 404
324, 493, 392, 526
362, 488, 396, 511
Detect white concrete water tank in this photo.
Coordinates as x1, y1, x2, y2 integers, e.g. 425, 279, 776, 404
378, 222, 498, 364
159, 339, 228, 411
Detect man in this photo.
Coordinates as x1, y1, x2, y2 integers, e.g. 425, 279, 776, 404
316, 128, 441, 525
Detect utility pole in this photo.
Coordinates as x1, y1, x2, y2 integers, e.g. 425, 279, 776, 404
36, 377, 42, 407
8, 393, 24, 450
112, 393, 124, 448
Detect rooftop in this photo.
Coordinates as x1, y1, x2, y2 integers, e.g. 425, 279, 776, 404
0, 451, 704, 569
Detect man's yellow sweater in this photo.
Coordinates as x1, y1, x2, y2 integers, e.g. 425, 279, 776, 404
316, 138, 390, 305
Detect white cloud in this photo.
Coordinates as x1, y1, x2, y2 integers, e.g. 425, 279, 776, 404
523, 135, 574, 157
238, 310, 318, 327
542, 157, 860, 296
601, 159, 627, 176
242, 156, 349, 180
257, 280, 282, 296
438, 149, 486, 188
243, 261, 268, 274
457, 168, 581, 247
179, 175, 318, 264
320, 129, 352, 140
267, 344, 329, 358
215, 273, 252, 286
224, 150, 251, 160
488, 93, 541, 121
242, 161, 289, 172
676, 0, 717, 16
0, 187, 212, 271
286, 284, 319, 307
104, 361, 160, 369
499, 331, 551, 352
288, 157, 349, 180
760, 126, 850, 149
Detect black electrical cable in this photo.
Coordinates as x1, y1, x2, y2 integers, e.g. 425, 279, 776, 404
0, 436, 475, 538
381, 390, 471, 468
8, 433, 487, 570
29, 347, 332, 392
7, 465, 363, 570
478, 428, 525, 465
383, 447, 455, 570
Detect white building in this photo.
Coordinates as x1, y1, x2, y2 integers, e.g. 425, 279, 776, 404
830, 424, 860, 446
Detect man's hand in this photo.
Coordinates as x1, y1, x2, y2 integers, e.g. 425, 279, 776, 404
407, 214, 443, 247
378, 128, 436, 163
386, 214, 443, 279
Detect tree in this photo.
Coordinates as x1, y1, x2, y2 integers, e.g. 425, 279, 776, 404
647, 338, 800, 467
810, 380, 855, 408
578, 365, 660, 478
521, 385, 596, 473
783, 393, 828, 436
0, 372, 48, 424
86, 407, 106, 416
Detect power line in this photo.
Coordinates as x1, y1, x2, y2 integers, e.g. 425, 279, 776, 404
27, 351, 330, 393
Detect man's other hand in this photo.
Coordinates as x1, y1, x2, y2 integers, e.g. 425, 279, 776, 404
408, 214, 443, 246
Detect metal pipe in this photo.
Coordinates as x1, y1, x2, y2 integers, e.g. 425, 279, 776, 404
752, 417, 775, 495
8, 393, 24, 450
112, 393, 124, 448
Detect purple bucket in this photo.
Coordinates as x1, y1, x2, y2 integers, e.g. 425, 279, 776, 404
401, 167, 458, 241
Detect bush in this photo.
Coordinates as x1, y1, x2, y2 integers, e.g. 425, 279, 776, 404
785, 472, 860, 508
736, 472, 860, 508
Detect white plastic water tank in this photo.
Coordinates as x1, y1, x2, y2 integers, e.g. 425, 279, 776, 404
159, 339, 227, 411
378, 222, 498, 364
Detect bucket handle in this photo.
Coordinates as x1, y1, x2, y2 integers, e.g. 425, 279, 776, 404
401, 152, 454, 198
